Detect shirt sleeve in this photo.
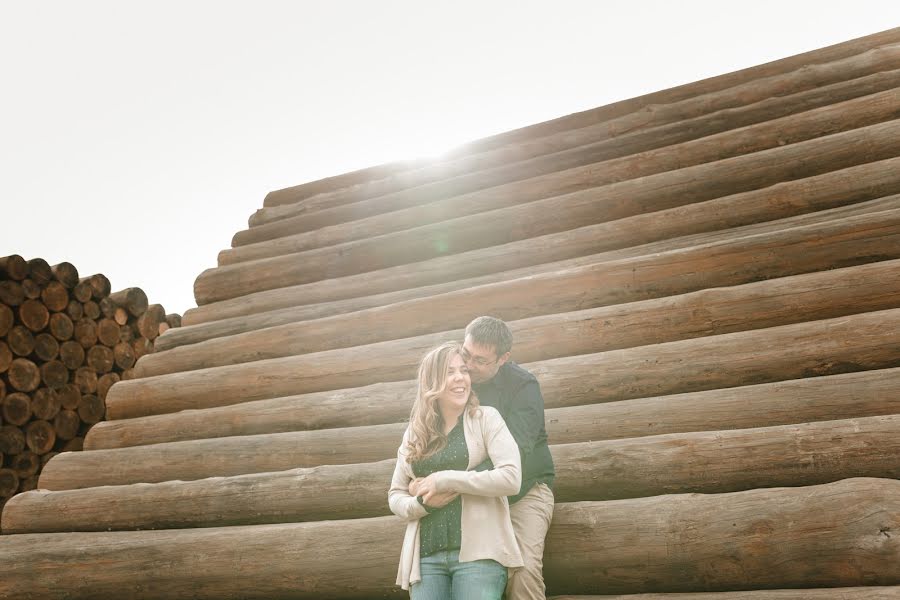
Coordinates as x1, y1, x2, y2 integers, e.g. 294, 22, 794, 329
388, 427, 429, 521
503, 381, 546, 459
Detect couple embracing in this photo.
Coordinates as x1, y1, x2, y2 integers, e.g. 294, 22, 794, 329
389, 316, 556, 600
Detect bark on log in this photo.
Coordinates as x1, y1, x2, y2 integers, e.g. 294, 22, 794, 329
135, 304, 164, 340
212, 119, 900, 303
87, 363, 900, 450
254, 63, 900, 229
7, 358, 40, 392
2, 392, 32, 426
22, 414, 900, 531
59, 340, 85, 370
26, 258, 52, 285
142, 241, 900, 377
40, 281, 69, 312
0, 280, 25, 306
183, 182, 900, 327
50, 263, 79, 289
84, 273, 111, 299
48, 312, 73, 341
229, 87, 899, 265
0, 303, 12, 337
108, 288, 147, 318
33, 333, 59, 362
97, 373, 119, 401
72, 280, 93, 303
0, 254, 28, 280
3, 478, 900, 598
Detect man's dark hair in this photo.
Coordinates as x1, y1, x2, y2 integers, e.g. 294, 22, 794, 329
465, 316, 513, 356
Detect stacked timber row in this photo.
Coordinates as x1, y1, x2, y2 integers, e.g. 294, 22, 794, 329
2, 27, 900, 600
0, 255, 179, 514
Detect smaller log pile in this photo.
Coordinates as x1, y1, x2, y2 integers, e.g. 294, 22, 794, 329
0, 254, 179, 513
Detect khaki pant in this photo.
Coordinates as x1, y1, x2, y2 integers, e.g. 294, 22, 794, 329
507, 483, 554, 600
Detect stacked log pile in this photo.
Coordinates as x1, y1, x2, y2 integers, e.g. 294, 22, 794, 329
0, 256, 179, 513
2, 27, 900, 600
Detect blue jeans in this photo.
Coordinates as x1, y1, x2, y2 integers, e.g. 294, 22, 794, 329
410, 549, 507, 600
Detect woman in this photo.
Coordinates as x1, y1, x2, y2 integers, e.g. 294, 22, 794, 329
389, 341, 523, 599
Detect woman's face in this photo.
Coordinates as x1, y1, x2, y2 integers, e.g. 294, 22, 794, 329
437, 352, 471, 413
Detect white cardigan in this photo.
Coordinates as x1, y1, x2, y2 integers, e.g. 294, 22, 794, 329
388, 405, 524, 590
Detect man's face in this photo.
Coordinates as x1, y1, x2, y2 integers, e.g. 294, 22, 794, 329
462, 335, 509, 384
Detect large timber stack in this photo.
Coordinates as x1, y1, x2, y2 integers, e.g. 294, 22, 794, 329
2, 28, 900, 600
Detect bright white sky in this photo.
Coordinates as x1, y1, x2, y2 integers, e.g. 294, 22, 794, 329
2, 2, 898, 316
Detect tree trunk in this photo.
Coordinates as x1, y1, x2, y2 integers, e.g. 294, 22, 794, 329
108, 288, 148, 318
0, 254, 28, 280
2, 478, 900, 598
141, 250, 900, 379
208, 119, 900, 303
228, 87, 899, 263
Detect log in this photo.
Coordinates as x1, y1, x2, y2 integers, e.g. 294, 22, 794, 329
0, 341, 11, 373
118, 324, 133, 342
0, 378, 5, 402
0, 425, 25, 454
23, 414, 900, 531
0, 303, 12, 337
25, 420, 55, 454
82, 300, 100, 320
86, 345, 114, 374
66, 298, 84, 320
56, 383, 80, 410
2, 392, 31, 426
48, 312, 73, 341
97, 372, 119, 401
10, 451, 39, 478
62, 437, 83, 452
165, 313, 181, 328
21, 278, 41, 299
0, 468, 19, 497
18, 475, 37, 493
7, 358, 40, 392
40, 281, 69, 312
59, 340, 85, 370
87, 364, 900, 450
108, 302, 900, 423
98, 296, 116, 319
228, 87, 900, 265
73, 367, 97, 394
210, 119, 900, 303
39, 360, 68, 389
0, 280, 25, 306
53, 410, 79, 441
72, 280, 93, 303
140, 218, 900, 378
25, 258, 52, 285
183, 181, 900, 327
254, 64, 900, 229
3, 478, 900, 598
50, 262, 79, 289
549, 590, 900, 599
108, 288, 147, 318
0, 254, 28, 280
96, 319, 120, 347
7, 326, 35, 357
77, 394, 104, 425
85, 273, 111, 299
32, 387, 60, 421
134, 304, 165, 340
73, 318, 97, 348
113, 342, 135, 370
131, 337, 152, 360
18, 298, 49, 332
33, 333, 59, 361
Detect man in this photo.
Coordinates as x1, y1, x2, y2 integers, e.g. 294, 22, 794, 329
462, 315, 555, 600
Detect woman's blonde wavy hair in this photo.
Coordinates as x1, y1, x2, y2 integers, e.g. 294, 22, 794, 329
405, 341, 479, 464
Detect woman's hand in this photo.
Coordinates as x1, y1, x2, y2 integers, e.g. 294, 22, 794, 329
418, 473, 459, 508
408, 477, 424, 496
